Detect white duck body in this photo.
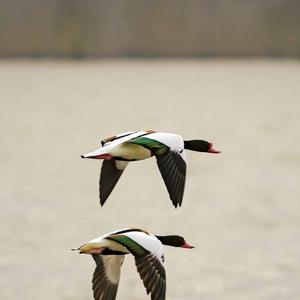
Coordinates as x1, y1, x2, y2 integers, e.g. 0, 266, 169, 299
81, 228, 164, 260
82, 131, 186, 162
82, 131, 149, 160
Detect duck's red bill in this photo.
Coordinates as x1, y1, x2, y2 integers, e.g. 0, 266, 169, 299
181, 243, 195, 249
208, 143, 221, 154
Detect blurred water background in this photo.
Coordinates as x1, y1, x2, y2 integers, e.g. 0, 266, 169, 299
0, 1, 300, 300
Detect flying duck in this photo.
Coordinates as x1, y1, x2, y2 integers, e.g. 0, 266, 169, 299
81, 130, 220, 208
72, 228, 194, 300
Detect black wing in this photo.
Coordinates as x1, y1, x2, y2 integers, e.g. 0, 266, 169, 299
156, 151, 186, 208
135, 253, 166, 300
92, 255, 124, 300
99, 160, 128, 206
107, 234, 166, 300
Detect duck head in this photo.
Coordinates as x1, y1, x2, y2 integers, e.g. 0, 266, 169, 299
155, 235, 194, 249
184, 140, 220, 154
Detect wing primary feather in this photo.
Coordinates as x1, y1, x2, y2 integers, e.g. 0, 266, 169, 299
91, 255, 123, 300
156, 151, 186, 208
99, 160, 128, 206
135, 253, 166, 300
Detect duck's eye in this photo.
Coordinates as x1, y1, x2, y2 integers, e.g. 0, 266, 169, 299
179, 148, 183, 153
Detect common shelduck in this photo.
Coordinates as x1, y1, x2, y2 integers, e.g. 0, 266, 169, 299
72, 228, 194, 300
81, 130, 220, 207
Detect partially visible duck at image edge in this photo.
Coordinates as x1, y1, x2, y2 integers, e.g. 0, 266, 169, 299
72, 228, 194, 300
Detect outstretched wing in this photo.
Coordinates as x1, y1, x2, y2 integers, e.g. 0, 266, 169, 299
156, 151, 186, 208
135, 253, 166, 300
92, 255, 124, 300
99, 160, 128, 206
107, 234, 166, 300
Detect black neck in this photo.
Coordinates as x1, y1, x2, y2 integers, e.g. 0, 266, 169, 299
155, 235, 184, 247
184, 140, 210, 152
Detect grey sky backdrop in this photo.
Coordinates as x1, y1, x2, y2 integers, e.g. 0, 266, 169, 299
0, 0, 300, 58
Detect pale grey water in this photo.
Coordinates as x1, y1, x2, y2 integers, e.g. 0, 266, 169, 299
0, 59, 300, 300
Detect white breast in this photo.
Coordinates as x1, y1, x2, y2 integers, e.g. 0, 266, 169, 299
146, 132, 186, 160
124, 231, 164, 262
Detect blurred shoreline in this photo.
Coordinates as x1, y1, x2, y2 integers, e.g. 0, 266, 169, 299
0, 57, 299, 63
1, 0, 299, 58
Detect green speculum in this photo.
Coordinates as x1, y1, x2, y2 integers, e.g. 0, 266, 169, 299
129, 137, 169, 156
